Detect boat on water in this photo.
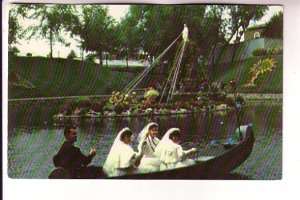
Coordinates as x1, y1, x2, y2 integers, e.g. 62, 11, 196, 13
49, 124, 254, 179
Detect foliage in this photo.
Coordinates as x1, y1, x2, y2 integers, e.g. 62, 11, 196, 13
8, 46, 20, 57
266, 47, 283, 55
26, 53, 32, 57
85, 53, 97, 63
222, 5, 268, 44
252, 48, 267, 56
8, 6, 20, 46
91, 98, 107, 112
262, 11, 283, 39
75, 96, 91, 108
252, 47, 283, 56
67, 50, 77, 59
66, 5, 117, 66
59, 100, 76, 115
20, 4, 77, 58
196, 80, 232, 109
104, 91, 137, 113
144, 88, 159, 99
116, 5, 268, 84
246, 58, 277, 86
8, 4, 31, 45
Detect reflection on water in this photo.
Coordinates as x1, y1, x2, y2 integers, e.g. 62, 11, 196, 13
8, 101, 282, 179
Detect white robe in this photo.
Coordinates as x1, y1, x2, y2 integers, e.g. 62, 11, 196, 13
103, 128, 140, 177
154, 128, 196, 171
159, 141, 195, 171
138, 136, 161, 173
104, 141, 139, 177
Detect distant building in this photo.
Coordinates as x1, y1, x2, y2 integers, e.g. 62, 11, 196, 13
244, 24, 266, 41
207, 23, 282, 65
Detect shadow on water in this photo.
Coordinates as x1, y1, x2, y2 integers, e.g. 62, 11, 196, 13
221, 173, 253, 180
8, 100, 282, 179
198, 173, 253, 180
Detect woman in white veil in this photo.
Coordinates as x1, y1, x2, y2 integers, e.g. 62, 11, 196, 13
103, 127, 143, 177
154, 128, 197, 171
137, 122, 161, 172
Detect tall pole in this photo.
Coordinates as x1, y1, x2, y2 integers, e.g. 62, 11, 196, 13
230, 80, 242, 141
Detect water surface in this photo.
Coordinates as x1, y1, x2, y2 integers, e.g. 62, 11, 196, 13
8, 101, 282, 179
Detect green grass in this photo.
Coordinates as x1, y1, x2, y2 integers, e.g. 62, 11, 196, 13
209, 55, 283, 93
8, 57, 144, 99
8, 55, 282, 99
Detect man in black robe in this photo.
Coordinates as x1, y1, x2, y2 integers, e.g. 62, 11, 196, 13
52, 125, 101, 178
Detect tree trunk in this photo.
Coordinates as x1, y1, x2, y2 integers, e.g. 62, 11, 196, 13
49, 29, 53, 58
106, 53, 108, 67
81, 49, 84, 61
81, 39, 84, 61
99, 50, 103, 67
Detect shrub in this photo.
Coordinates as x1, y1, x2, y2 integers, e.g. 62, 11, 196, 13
76, 96, 91, 108
144, 88, 159, 100
9, 46, 20, 57
85, 53, 97, 63
91, 98, 107, 112
59, 100, 76, 115
253, 47, 283, 57
114, 103, 127, 114
267, 47, 283, 55
67, 50, 77, 60
262, 11, 283, 39
252, 48, 267, 56
26, 53, 32, 57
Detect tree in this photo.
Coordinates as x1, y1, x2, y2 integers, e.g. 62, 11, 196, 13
8, 46, 20, 57
67, 5, 117, 66
262, 11, 283, 39
117, 5, 268, 85
67, 50, 77, 59
8, 4, 28, 46
222, 5, 268, 44
85, 53, 97, 63
116, 6, 146, 66
9, 8, 20, 46
22, 4, 77, 58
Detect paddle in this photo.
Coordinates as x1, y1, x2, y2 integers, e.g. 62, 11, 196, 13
230, 80, 243, 141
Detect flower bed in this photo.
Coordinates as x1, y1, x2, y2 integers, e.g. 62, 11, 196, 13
53, 80, 245, 120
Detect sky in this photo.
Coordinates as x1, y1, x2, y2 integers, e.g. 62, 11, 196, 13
10, 5, 282, 58
11, 5, 130, 57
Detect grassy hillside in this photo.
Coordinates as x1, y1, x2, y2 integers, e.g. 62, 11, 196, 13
209, 55, 283, 93
8, 55, 282, 99
8, 57, 149, 99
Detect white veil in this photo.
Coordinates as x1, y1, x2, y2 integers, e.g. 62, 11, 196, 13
103, 127, 135, 175
137, 122, 158, 145
154, 128, 179, 159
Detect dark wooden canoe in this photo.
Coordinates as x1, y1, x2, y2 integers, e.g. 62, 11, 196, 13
49, 124, 254, 179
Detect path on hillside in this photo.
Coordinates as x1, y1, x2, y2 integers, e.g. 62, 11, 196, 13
8, 94, 111, 102
8, 92, 282, 102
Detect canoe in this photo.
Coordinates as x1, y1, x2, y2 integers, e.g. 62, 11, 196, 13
49, 124, 254, 179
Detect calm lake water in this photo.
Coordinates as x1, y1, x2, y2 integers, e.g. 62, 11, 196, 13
7, 100, 282, 179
